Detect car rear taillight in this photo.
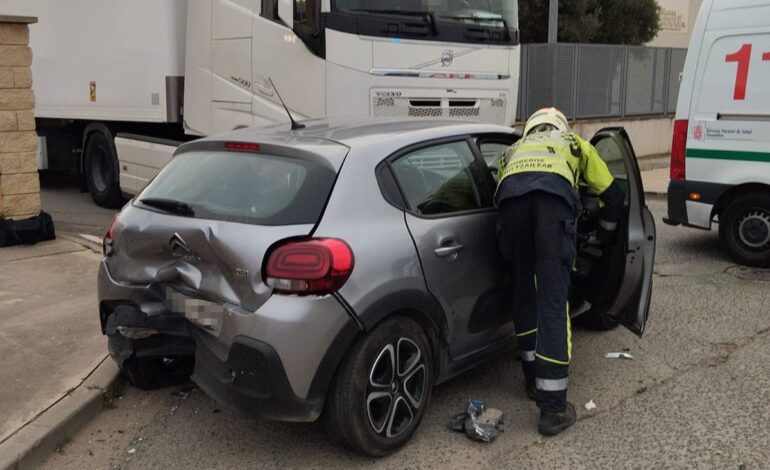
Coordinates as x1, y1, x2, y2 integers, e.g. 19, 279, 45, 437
265, 238, 354, 296
102, 213, 120, 256
670, 119, 688, 181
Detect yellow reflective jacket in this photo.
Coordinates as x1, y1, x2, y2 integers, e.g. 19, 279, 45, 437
496, 130, 614, 197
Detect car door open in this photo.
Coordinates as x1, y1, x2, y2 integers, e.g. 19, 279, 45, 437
575, 128, 656, 336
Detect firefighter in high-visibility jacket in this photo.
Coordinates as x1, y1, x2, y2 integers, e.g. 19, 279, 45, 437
496, 108, 624, 436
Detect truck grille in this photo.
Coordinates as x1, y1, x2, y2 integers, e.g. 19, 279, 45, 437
373, 95, 507, 124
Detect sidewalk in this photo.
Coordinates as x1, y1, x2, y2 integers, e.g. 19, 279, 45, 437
0, 237, 118, 468
641, 167, 669, 196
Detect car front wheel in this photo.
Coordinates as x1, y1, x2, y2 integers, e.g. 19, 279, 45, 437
325, 316, 433, 457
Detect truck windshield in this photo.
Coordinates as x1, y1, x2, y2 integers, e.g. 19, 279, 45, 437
335, 0, 518, 29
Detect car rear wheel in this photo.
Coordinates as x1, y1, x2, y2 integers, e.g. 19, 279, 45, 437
123, 356, 195, 390
325, 316, 433, 457
719, 193, 770, 268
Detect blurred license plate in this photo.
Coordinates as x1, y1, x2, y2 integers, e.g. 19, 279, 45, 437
166, 288, 224, 335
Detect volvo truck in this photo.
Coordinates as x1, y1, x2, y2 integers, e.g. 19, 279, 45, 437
4, 0, 520, 207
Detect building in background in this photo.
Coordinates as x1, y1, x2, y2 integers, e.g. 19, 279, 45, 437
648, 0, 704, 48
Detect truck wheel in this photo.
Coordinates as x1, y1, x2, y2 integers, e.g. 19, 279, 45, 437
719, 193, 770, 268
84, 131, 124, 208
325, 317, 433, 457
123, 356, 194, 390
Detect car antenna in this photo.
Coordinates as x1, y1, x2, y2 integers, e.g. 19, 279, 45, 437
268, 77, 305, 130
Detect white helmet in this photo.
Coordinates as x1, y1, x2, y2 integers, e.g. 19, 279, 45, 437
523, 107, 570, 136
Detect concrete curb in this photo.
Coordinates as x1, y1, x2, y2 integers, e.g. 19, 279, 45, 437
57, 232, 102, 254
0, 356, 123, 470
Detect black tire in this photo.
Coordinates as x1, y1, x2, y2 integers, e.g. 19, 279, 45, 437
576, 307, 620, 331
325, 317, 433, 457
123, 356, 194, 390
84, 130, 124, 208
719, 193, 770, 268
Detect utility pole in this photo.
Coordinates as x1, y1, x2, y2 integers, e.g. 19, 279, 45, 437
548, 0, 559, 111
548, 0, 558, 44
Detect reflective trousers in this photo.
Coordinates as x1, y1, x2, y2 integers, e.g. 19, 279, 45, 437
498, 190, 576, 413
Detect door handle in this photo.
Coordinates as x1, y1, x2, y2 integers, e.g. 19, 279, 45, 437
434, 244, 464, 257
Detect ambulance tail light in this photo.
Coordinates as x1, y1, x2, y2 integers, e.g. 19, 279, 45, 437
670, 119, 688, 181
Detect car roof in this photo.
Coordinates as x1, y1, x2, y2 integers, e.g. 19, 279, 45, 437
184, 117, 516, 167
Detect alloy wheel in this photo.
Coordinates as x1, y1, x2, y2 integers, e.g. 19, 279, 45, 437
366, 338, 426, 439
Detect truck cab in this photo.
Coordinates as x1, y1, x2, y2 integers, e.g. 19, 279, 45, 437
185, 0, 520, 135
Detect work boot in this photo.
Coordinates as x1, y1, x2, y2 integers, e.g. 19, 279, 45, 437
538, 402, 576, 436
525, 381, 536, 401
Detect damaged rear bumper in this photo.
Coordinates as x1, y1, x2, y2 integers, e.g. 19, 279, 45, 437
98, 260, 359, 422
103, 305, 195, 368
190, 327, 323, 421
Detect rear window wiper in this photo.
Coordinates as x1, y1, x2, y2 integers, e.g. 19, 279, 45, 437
139, 198, 196, 217
350, 9, 438, 34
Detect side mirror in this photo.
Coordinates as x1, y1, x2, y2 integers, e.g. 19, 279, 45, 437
278, 0, 293, 29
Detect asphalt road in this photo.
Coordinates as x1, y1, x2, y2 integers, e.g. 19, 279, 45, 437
39, 199, 770, 469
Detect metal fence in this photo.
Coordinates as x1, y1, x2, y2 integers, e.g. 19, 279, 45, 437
516, 44, 687, 121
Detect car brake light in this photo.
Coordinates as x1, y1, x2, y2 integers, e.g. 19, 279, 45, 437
670, 119, 688, 181
103, 213, 120, 256
265, 238, 354, 296
224, 141, 261, 152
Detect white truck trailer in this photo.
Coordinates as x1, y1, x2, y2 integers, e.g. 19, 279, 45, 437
3, 0, 521, 207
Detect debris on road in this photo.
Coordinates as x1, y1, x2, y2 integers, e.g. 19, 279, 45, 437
605, 352, 634, 360
450, 400, 505, 443
584, 400, 597, 411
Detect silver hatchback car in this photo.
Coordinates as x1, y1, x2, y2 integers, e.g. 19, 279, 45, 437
98, 118, 655, 456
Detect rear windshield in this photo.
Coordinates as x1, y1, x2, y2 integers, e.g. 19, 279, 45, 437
136, 150, 337, 226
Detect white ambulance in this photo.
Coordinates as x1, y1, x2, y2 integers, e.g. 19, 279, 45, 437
665, 0, 770, 267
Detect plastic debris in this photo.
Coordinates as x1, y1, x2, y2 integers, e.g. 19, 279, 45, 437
450, 400, 505, 443
128, 448, 136, 454
605, 352, 634, 360
584, 400, 597, 411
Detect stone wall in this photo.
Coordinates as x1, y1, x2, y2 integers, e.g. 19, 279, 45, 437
0, 16, 40, 221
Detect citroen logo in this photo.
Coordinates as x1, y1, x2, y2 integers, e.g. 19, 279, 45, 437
169, 233, 200, 261
169, 233, 189, 254
441, 50, 454, 67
